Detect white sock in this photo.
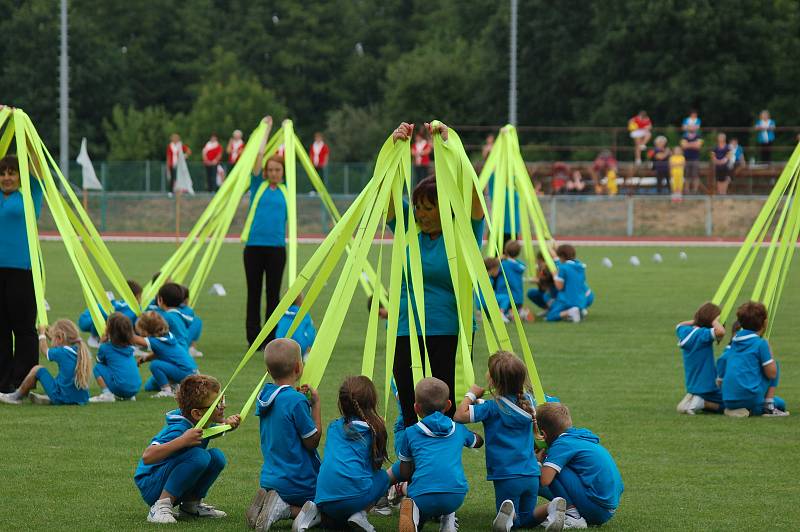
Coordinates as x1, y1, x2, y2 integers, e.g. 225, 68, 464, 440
9, 389, 22, 399
160, 385, 171, 392
101, 387, 111, 394
565, 507, 581, 519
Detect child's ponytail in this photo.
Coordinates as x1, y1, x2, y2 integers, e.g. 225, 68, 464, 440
73, 339, 92, 390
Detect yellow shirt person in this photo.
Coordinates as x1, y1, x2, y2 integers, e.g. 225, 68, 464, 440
669, 148, 686, 200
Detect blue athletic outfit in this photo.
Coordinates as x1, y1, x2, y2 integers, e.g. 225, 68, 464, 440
36, 345, 89, 405
177, 304, 203, 344
470, 395, 541, 528
0, 177, 43, 270
256, 383, 321, 506
495, 258, 526, 311
547, 260, 587, 321
676, 324, 723, 405
93, 342, 141, 398
397, 411, 480, 521
540, 427, 623, 526
247, 174, 288, 247
155, 308, 190, 348
134, 409, 227, 505
275, 305, 317, 359
314, 418, 390, 523
143, 333, 197, 391
720, 329, 786, 414
78, 299, 138, 337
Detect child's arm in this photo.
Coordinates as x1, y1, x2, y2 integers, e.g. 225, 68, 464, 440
471, 432, 485, 449
252, 116, 274, 174
300, 386, 322, 450
711, 318, 725, 339
132, 334, 149, 349
137, 352, 156, 366
540, 465, 558, 487
141, 428, 203, 465
453, 384, 484, 423
37, 325, 48, 358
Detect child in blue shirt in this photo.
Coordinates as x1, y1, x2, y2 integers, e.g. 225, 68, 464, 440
133, 374, 241, 523
396, 377, 484, 532
675, 302, 726, 415
77, 279, 142, 345
134, 311, 198, 399
537, 402, 624, 528
0, 319, 90, 406
720, 301, 789, 417
247, 338, 322, 531
547, 245, 586, 323
275, 292, 317, 361
292, 375, 403, 531
175, 285, 204, 358
495, 240, 527, 319
89, 312, 142, 402
527, 252, 557, 315
154, 283, 190, 348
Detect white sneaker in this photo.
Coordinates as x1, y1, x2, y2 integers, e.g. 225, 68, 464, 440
439, 512, 458, 532
724, 408, 750, 418
152, 388, 176, 399
563, 508, 587, 529
189, 346, 204, 358
676, 393, 693, 413
147, 498, 177, 524
292, 501, 321, 532
545, 497, 566, 531
566, 307, 581, 323
492, 500, 515, 532
29, 392, 51, 405
685, 394, 705, 414
256, 490, 291, 531
347, 510, 376, 531
580, 308, 588, 318
370, 496, 392, 516
180, 500, 226, 518
90, 391, 116, 403
0, 392, 22, 405
87, 335, 101, 348
247, 488, 269, 529
398, 498, 419, 532
762, 407, 790, 417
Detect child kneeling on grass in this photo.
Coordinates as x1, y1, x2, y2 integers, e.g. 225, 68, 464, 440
675, 302, 726, 414
397, 377, 484, 532
293, 375, 403, 531
0, 319, 90, 406
537, 403, 624, 528
134, 374, 241, 523
246, 338, 322, 531
547, 245, 586, 323
135, 311, 198, 398
90, 312, 142, 402
720, 301, 789, 417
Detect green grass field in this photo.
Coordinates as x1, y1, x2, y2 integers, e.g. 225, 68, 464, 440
2, 242, 798, 531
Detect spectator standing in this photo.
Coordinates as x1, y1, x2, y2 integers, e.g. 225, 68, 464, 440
669, 147, 685, 202
411, 128, 432, 185
202, 134, 223, 193
680, 130, 704, 194
227, 129, 245, 169
627, 110, 652, 164
682, 110, 701, 135
482, 134, 495, 160
712, 133, 731, 195
309, 132, 330, 179
651, 136, 671, 194
166, 134, 191, 197
754, 110, 776, 163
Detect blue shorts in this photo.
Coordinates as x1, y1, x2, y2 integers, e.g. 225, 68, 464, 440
539, 466, 616, 526
316, 470, 390, 524
135, 447, 226, 505
411, 492, 465, 522
493, 476, 540, 528
35, 368, 87, 405
92, 364, 139, 399
527, 288, 552, 310
546, 300, 573, 321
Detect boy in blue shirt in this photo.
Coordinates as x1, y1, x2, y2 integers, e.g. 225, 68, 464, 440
154, 283, 190, 348
134, 311, 198, 398
133, 374, 240, 524
537, 402, 623, 528
247, 338, 322, 531
397, 377, 484, 532
496, 240, 529, 320
720, 301, 789, 417
275, 292, 317, 361
178, 286, 204, 358
77, 279, 141, 346
547, 245, 586, 323
675, 302, 726, 414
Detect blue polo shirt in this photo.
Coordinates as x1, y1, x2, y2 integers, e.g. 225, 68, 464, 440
0, 178, 43, 270
96, 342, 142, 396
155, 308, 190, 348
676, 324, 718, 394
315, 418, 377, 504
275, 305, 317, 355
247, 172, 287, 247
496, 258, 526, 305
554, 260, 586, 308
721, 329, 774, 402
145, 332, 196, 373
45, 345, 89, 405
78, 299, 138, 336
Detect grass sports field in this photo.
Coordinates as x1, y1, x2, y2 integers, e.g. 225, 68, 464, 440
2, 242, 798, 531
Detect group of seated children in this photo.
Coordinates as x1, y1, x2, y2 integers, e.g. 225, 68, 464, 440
676, 300, 788, 417
0, 281, 203, 406
483, 240, 532, 322
133, 338, 624, 530
526, 245, 593, 323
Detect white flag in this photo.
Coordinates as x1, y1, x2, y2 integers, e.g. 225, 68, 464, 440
76, 137, 103, 190
174, 147, 195, 195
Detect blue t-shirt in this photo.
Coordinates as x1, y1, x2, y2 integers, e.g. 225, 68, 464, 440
721, 329, 774, 402
398, 411, 479, 497
676, 324, 718, 394
275, 305, 317, 356
256, 383, 321, 498
682, 116, 701, 133
155, 308, 190, 348
315, 418, 378, 504
247, 172, 287, 247
542, 427, 624, 511
46, 345, 89, 405
554, 260, 586, 308
145, 332, 197, 373
78, 299, 137, 336
388, 201, 485, 336
96, 342, 142, 396
0, 178, 43, 270
716, 345, 730, 380
469, 395, 540, 480
496, 258, 526, 305
755, 119, 775, 144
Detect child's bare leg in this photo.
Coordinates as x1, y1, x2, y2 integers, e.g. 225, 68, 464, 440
703, 401, 722, 412
16, 365, 43, 396
533, 503, 549, 522
765, 386, 776, 400
96, 376, 108, 389
157, 490, 177, 504
290, 506, 302, 518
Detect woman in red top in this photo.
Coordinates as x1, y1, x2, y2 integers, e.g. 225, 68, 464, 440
628, 110, 652, 164
411, 128, 432, 185
202, 133, 223, 192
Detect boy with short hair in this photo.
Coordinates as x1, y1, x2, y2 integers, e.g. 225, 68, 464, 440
78, 279, 142, 346
133, 374, 240, 524
720, 301, 789, 417
496, 240, 530, 320
536, 402, 623, 528
155, 283, 190, 348
547, 245, 586, 323
275, 292, 317, 361
397, 377, 484, 532
247, 338, 322, 531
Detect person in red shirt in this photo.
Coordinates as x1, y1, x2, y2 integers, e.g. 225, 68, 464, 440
202, 133, 223, 192
627, 110, 652, 165
166, 133, 191, 197
227, 129, 245, 168
309, 132, 330, 178
411, 128, 432, 185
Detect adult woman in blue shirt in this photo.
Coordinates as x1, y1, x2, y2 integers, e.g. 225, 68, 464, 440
0, 153, 43, 392
387, 122, 485, 427
243, 116, 288, 346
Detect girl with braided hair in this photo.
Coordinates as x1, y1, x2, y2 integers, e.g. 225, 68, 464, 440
293, 376, 403, 531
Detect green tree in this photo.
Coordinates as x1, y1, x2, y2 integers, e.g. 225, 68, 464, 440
324, 104, 392, 162
103, 105, 178, 160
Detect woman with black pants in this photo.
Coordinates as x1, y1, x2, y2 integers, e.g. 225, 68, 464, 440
0, 153, 43, 392
387, 121, 485, 427
242, 116, 287, 346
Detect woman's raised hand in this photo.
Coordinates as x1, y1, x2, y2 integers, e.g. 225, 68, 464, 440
425, 122, 449, 141
262, 115, 273, 127
392, 122, 414, 143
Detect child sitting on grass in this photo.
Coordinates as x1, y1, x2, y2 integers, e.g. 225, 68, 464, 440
675, 302, 726, 414
293, 375, 403, 531
537, 402, 624, 528
154, 282, 191, 349
90, 312, 142, 402
0, 319, 90, 406
78, 279, 141, 347
720, 301, 789, 417
495, 240, 530, 321
247, 338, 322, 531
397, 377, 484, 532
275, 292, 317, 361
527, 252, 557, 316
454, 351, 566, 532
133, 374, 241, 523
135, 311, 198, 398
547, 245, 586, 323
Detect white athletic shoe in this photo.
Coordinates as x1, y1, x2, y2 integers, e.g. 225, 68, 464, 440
347, 510, 376, 531
292, 501, 321, 532
580, 308, 588, 318
492, 499, 515, 532
246, 488, 269, 529
566, 307, 581, 323
152, 388, 176, 399
370, 496, 392, 516
388, 482, 407, 508
438, 512, 458, 532
29, 392, 51, 405
89, 391, 116, 403
685, 394, 705, 414
0, 392, 22, 405
762, 407, 790, 417
256, 490, 291, 531
147, 498, 177, 524
724, 408, 750, 418
87, 335, 101, 348
180, 500, 226, 518
676, 393, 693, 413
189, 346, 204, 358
563, 507, 587, 529
398, 498, 419, 532
545, 497, 566, 532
